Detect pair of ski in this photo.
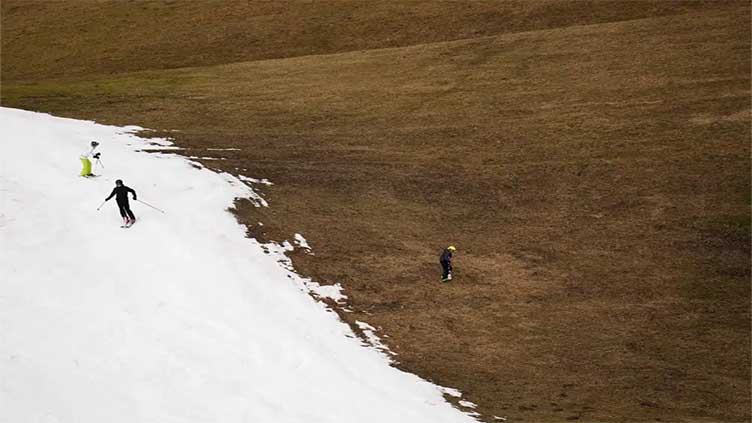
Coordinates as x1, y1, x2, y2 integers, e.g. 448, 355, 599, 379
120, 220, 136, 229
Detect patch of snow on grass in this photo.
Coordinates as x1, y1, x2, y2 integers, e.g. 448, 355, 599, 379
309, 282, 347, 302
0, 107, 476, 423
355, 321, 397, 358
294, 233, 311, 251
239, 175, 273, 186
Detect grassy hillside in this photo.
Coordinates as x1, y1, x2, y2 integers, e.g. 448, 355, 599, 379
1, 0, 731, 81
2, 1, 750, 422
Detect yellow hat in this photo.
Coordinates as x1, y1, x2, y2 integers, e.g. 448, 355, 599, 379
448, 245, 457, 251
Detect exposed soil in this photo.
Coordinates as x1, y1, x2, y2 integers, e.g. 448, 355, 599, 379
2, 1, 750, 422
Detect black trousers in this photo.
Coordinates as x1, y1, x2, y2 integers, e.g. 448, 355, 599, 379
117, 200, 136, 220
440, 260, 452, 279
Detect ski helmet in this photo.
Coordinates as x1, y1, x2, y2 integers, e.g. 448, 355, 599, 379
91, 141, 99, 148
115, 179, 123, 186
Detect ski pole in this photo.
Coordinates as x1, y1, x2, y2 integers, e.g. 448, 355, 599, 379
92, 153, 104, 169
96, 200, 106, 211
136, 199, 165, 214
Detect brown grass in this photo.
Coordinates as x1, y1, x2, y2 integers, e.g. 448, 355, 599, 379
2, 1, 750, 422
1, 0, 731, 82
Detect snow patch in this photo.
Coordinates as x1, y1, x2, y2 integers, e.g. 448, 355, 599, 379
294, 233, 312, 251
309, 282, 347, 302
0, 108, 476, 423
439, 387, 464, 398
355, 321, 396, 358
239, 175, 274, 186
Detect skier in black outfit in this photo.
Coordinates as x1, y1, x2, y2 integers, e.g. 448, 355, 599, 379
105, 179, 137, 225
439, 245, 456, 282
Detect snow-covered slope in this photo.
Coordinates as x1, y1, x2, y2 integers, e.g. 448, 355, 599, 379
0, 108, 475, 423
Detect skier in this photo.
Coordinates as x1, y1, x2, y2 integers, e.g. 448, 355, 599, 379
80, 141, 99, 177
440, 245, 456, 282
105, 179, 137, 227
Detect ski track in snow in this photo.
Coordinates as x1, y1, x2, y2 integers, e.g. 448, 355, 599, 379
0, 108, 477, 423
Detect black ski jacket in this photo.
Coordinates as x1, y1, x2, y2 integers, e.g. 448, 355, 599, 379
106, 185, 137, 203
440, 248, 453, 264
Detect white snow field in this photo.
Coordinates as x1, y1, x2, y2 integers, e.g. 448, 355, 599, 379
0, 108, 476, 423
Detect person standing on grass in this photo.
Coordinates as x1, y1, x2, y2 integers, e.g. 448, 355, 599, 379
105, 179, 137, 226
440, 245, 456, 282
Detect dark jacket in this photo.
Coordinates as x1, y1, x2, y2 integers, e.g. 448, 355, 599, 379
106, 185, 137, 203
440, 248, 453, 263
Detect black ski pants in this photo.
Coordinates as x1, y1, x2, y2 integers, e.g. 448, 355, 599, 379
440, 260, 452, 279
117, 200, 136, 220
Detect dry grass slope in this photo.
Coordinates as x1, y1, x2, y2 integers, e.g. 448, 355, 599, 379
2, 1, 750, 422
1, 0, 732, 81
